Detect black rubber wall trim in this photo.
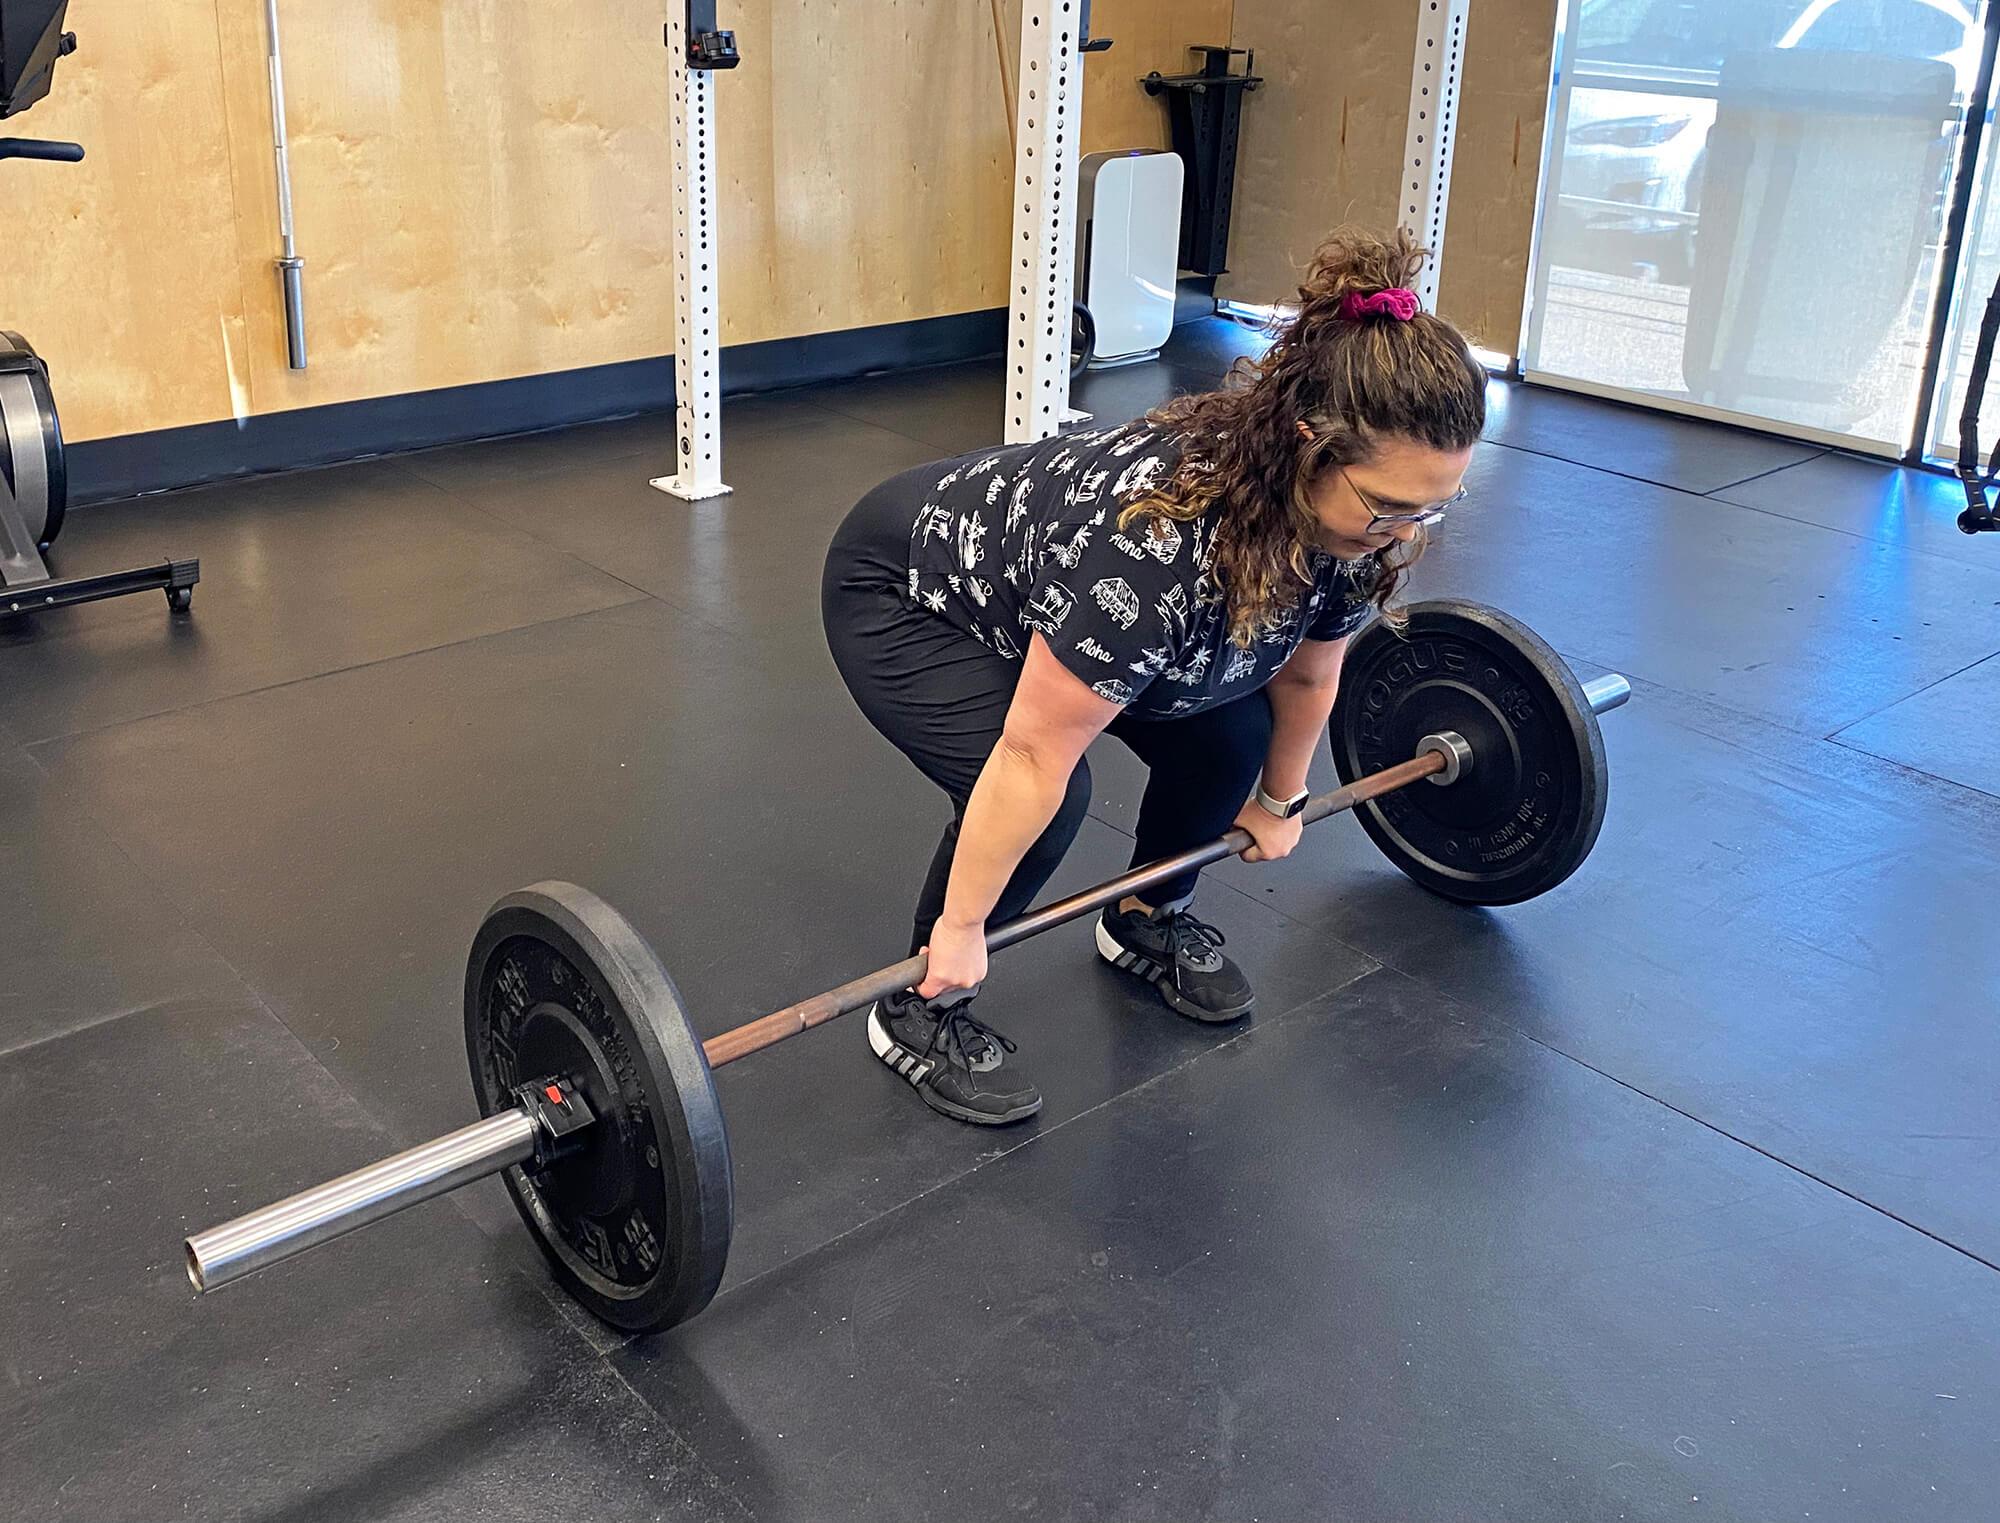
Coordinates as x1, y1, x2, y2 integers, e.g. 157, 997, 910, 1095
62, 306, 1009, 507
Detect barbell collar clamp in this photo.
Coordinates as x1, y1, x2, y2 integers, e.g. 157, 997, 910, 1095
1416, 731, 1473, 787
509, 1075, 597, 1169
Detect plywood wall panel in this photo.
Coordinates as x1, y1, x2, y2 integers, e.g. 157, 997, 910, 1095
713, 0, 782, 341
758, 0, 1013, 338
1080, 0, 1235, 156
1220, 0, 1555, 356
11, 0, 1233, 442
984, 0, 1234, 156
211, 0, 680, 415
1437, 0, 1555, 350
1221, 3, 1420, 310
1, 3, 247, 440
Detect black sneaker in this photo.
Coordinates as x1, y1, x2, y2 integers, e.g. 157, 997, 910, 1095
866, 989, 1043, 1126
1095, 902, 1255, 1022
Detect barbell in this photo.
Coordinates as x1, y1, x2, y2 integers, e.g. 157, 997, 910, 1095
183, 600, 1629, 1334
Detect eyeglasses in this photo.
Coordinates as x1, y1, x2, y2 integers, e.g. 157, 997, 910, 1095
1341, 468, 1466, 535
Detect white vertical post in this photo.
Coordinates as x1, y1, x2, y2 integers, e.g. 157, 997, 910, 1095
651, 10, 731, 500
1400, 0, 1473, 309
1005, 0, 1086, 445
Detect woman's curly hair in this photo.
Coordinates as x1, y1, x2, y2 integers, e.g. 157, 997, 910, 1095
1122, 227, 1487, 645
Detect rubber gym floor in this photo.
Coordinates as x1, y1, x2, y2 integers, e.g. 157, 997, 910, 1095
4, 320, 1997, 1522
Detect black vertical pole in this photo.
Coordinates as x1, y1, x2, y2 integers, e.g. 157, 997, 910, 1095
1144, 48, 1260, 278
1905, 0, 2000, 465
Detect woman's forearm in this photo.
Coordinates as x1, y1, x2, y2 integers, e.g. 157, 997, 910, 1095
937, 738, 1077, 931
1261, 676, 1341, 798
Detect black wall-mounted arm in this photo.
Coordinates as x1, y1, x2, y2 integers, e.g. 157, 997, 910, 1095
0, 134, 79, 161
1079, 0, 1111, 52
681, 0, 739, 69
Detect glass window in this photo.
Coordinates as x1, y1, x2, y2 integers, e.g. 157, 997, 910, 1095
1526, 0, 1974, 452
1576, 0, 1800, 70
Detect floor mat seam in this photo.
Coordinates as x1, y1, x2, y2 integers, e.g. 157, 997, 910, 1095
694, 956, 1385, 1316
1353, 928, 2000, 1277
16, 590, 656, 751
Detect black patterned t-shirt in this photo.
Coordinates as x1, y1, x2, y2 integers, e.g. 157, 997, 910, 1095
904, 422, 1374, 720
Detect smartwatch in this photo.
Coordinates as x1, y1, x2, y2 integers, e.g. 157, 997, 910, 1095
1254, 780, 1310, 820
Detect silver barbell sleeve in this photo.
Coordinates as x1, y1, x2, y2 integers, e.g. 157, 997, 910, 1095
1584, 674, 1631, 714
186, 1108, 539, 1293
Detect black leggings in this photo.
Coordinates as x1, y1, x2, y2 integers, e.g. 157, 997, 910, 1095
822, 465, 1272, 956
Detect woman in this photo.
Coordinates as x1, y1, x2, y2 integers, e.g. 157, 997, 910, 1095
821, 228, 1487, 1125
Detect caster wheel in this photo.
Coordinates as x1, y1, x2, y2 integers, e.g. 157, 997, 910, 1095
167, 587, 193, 613
1070, 303, 1095, 380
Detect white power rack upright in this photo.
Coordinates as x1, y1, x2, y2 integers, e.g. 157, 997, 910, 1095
649, 4, 1470, 474
650, 3, 738, 502
1400, 0, 1473, 308
1003, 0, 1090, 446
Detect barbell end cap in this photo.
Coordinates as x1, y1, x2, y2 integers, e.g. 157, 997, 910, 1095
1583, 674, 1631, 715
1416, 731, 1473, 787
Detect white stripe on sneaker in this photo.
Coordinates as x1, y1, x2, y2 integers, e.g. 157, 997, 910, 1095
1095, 922, 1167, 983
1094, 920, 1130, 968
869, 1005, 938, 1088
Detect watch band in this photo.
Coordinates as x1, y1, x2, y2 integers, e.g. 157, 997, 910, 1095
1254, 781, 1310, 820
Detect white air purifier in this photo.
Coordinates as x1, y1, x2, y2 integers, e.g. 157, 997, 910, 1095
1076, 149, 1184, 367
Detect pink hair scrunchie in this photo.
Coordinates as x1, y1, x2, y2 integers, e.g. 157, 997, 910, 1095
1338, 288, 1421, 322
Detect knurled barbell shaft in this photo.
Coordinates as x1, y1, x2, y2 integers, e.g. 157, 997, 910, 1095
704, 671, 1631, 1068
179, 748, 1445, 1296
700, 749, 1447, 1067
184, 670, 1629, 1295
